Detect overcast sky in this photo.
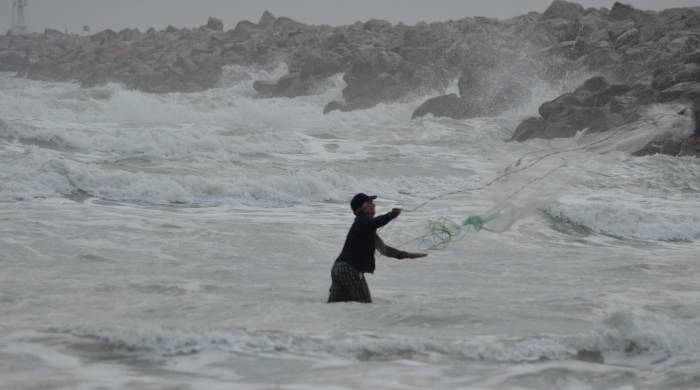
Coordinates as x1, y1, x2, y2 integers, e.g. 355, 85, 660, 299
2, 0, 698, 34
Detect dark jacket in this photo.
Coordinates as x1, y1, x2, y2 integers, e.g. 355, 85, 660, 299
336, 211, 411, 273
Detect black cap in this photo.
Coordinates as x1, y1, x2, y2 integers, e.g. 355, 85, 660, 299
350, 193, 377, 213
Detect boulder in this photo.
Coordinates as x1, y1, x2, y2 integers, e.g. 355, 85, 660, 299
411, 94, 465, 119
258, 10, 276, 28
363, 19, 392, 32
543, 105, 612, 138
90, 29, 118, 44
323, 100, 374, 114
299, 50, 343, 81
272, 17, 305, 32
614, 28, 640, 47
632, 138, 684, 156
576, 76, 610, 93
511, 117, 546, 141
578, 12, 610, 42
539, 93, 583, 119
686, 49, 700, 64
582, 83, 633, 107
0, 51, 26, 71
609, 94, 640, 118
338, 49, 420, 108
653, 63, 700, 91
607, 20, 636, 41
680, 134, 700, 156
323, 101, 348, 114
321, 33, 348, 51
117, 28, 139, 41
539, 0, 585, 21
675, 63, 700, 84
652, 69, 676, 90
536, 18, 581, 43
609, 2, 643, 22
231, 20, 259, 40
206, 17, 224, 31
657, 82, 700, 103
584, 42, 620, 69
253, 73, 309, 98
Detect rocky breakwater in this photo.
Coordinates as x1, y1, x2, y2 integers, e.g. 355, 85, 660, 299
412, 0, 700, 121
511, 65, 700, 157
0, 12, 335, 93
0, 0, 699, 131
0, 6, 582, 110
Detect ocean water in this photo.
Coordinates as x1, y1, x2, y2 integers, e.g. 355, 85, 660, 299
1, 68, 699, 390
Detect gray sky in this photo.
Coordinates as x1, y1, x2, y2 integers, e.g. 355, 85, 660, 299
2, 0, 699, 34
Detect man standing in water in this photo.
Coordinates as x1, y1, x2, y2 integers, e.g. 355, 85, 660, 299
328, 193, 427, 303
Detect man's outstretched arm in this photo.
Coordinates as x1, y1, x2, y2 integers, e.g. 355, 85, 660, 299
375, 235, 427, 259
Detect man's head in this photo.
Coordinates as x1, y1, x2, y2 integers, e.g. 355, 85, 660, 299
351, 193, 377, 216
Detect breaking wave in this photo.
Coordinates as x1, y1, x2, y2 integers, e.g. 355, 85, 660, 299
47, 309, 700, 363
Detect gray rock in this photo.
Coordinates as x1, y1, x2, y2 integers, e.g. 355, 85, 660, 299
321, 33, 348, 51
539, 93, 583, 119
117, 28, 139, 41
576, 76, 610, 93
0, 51, 26, 71
584, 42, 620, 69
607, 20, 636, 41
90, 29, 118, 44
632, 138, 684, 156
576, 350, 604, 364
511, 117, 546, 141
231, 20, 259, 40
253, 73, 308, 98
540, 0, 585, 21
411, 94, 465, 119
323, 100, 374, 114
323, 101, 350, 114
675, 63, 700, 84
44, 28, 62, 36
652, 69, 676, 90
579, 12, 610, 42
680, 134, 700, 156
258, 10, 276, 28
536, 18, 581, 43
339, 49, 413, 107
615, 28, 640, 47
609, 94, 640, 119
206, 17, 224, 31
653, 63, 700, 91
657, 81, 700, 103
582, 83, 632, 106
299, 50, 343, 81
363, 19, 392, 32
543, 105, 612, 138
609, 2, 644, 22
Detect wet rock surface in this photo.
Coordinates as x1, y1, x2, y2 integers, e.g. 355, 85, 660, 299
511, 73, 700, 157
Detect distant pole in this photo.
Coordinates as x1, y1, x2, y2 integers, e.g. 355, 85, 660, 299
12, 0, 28, 35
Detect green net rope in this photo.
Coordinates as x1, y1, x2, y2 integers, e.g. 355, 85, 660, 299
418, 212, 501, 251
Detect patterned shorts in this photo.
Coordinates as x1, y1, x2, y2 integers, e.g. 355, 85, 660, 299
327, 261, 372, 303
